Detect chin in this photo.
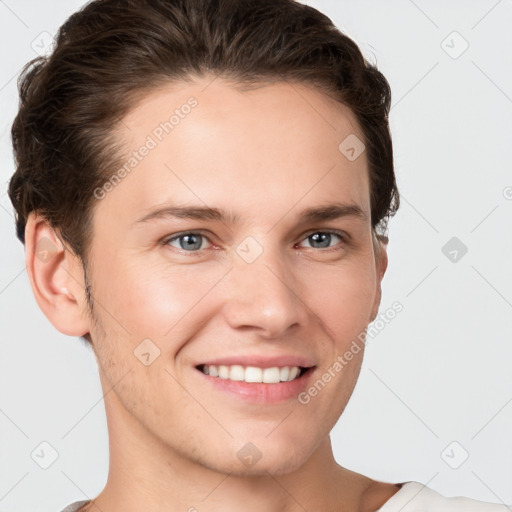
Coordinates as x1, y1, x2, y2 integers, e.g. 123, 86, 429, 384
214, 454, 308, 478
221, 435, 315, 477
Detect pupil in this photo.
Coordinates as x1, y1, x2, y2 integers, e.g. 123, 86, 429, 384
181, 234, 201, 250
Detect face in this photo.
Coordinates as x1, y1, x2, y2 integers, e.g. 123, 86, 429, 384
83, 77, 385, 475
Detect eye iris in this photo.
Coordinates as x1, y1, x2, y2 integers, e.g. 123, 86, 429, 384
309, 232, 331, 248
180, 234, 202, 251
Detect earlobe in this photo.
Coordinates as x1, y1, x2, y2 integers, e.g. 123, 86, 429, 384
24, 213, 90, 337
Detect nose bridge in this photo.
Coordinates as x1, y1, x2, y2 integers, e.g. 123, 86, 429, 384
222, 238, 306, 336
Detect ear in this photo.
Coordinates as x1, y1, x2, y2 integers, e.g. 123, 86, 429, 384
24, 213, 90, 337
369, 234, 388, 323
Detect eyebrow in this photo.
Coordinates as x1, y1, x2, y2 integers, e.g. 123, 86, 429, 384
134, 201, 368, 226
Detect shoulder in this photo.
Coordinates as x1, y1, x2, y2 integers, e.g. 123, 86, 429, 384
359, 479, 403, 511
375, 481, 510, 511
59, 500, 90, 512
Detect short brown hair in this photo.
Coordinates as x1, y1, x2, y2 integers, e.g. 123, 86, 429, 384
8, 0, 399, 265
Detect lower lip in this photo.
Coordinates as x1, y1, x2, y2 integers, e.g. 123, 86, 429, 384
196, 367, 316, 404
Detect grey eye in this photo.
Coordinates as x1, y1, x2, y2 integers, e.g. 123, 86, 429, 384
167, 233, 207, 251
301, 232, 342, 249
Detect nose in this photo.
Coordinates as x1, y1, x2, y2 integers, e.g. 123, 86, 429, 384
221, 247, 309, 338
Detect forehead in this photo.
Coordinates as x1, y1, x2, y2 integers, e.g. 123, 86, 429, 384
97, 77, 370, 225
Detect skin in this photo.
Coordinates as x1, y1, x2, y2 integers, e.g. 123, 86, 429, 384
25, 76, 400, 511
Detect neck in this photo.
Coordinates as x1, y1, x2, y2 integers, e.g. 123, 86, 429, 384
87, 388, 369, 512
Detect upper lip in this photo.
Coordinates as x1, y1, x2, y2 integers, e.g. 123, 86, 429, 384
195, 355, 316, 369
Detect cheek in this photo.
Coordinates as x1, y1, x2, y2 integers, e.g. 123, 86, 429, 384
92, 255, 229, 341
300, 258, 376, 340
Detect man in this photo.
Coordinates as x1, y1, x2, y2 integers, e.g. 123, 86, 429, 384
8, 0, 506, 510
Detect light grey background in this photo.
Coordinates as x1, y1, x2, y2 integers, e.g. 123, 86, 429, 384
1, 0, 511, 510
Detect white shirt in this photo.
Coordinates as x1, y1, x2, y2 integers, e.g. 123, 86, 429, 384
60, 481, 510, 511
377, 481, 510, 511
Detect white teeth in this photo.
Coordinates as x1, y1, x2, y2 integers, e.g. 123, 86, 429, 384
245, 366, 263, 383
200, 364, 304, 383
262, 367, 280, 383
229, 365, 245, 381
218, 365, 229, 379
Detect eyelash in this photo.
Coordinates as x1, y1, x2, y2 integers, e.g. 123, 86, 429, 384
160, 230, 349, 255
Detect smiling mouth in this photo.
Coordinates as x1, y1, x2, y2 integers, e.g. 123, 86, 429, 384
195, 364, 312, 384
